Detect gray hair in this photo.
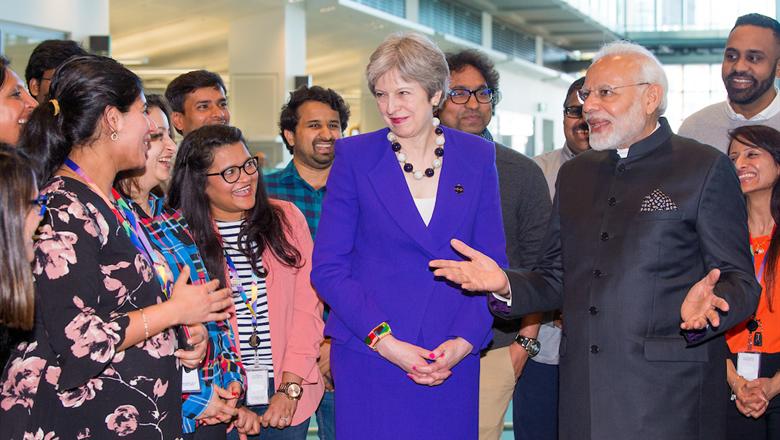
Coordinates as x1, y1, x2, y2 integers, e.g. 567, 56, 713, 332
366, 32, 449, 106
592, 41, 668, 115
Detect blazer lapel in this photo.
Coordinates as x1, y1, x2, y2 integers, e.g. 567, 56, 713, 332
427, 128, 480, 249
367, 139, 437, 256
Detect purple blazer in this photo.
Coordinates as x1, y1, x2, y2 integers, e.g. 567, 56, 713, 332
312, 126, 508, 355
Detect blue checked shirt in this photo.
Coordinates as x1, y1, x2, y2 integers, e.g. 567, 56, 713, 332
133, 195, 245, 434
264, 160, 325, 239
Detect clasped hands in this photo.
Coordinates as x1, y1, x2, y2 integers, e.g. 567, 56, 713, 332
375, 334, 473, 386
732, 376, 776, 418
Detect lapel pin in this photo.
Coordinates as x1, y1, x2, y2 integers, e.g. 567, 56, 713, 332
454, 184, 464, 194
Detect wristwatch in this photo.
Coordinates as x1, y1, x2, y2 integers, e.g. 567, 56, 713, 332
514, 335, 541, 358
277, 382, 304, 401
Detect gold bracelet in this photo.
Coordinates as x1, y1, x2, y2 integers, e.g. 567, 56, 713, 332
141, 308, 150, 340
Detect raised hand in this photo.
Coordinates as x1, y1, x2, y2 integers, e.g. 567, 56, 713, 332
168, 266, 233, 325
429, 239, 509, 295
680, 269, 729, 330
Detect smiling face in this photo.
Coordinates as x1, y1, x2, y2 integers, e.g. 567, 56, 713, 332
112, 94, 153, 172
582, 54, 661, 151
438, 65, 493, 135
562, 91, 589, 154
173, 86, 230, 136
0, 68, 37, 145
140, 106, 177, 188
722, 25, 780, 109
205, 142, 258, 221
283, 100, 341, 171
374, 69, 441, 140
729, 138, 780, 197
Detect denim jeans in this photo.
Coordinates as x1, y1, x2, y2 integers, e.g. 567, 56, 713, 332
315, 390, 335, 440
226, 378, 310, 440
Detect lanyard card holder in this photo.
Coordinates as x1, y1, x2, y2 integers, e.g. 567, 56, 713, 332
182, 367, 202, 393
245, 366, 270, 406
737, 352, 761, 381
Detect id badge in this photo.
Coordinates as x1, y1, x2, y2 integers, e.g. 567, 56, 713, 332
182, 367, 202, 393
246, 368, 269, 406
737, 352, 761, 381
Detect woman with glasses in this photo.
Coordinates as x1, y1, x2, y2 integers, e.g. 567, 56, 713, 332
311, 32, 507, 439
726, 125, 780, 438
114, 95, 244, 439
0, 55, 233, 440
0, 56, 37, 145
0, 146, 43, 369
168, 124, 324, 440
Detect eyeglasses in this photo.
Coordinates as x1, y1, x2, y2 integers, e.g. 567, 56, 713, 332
206, 157, 259, 184
30, 194, 48, 216
447, 87, 497, 105
563, 105, 583, 118
577, 82, 650, 103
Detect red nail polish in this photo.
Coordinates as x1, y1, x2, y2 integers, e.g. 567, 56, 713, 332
429, 353, 436, 359
440, 353, 445, 358
412, 365, 417, 371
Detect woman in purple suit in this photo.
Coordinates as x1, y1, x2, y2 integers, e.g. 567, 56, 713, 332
311, 32, 507, 439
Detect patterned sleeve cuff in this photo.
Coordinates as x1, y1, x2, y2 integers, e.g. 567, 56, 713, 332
182, 383, 213, 420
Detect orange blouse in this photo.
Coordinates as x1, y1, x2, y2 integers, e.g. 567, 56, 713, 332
726, 234, 780, 353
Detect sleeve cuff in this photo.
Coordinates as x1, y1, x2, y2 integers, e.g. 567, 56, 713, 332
491, 272, 512, 306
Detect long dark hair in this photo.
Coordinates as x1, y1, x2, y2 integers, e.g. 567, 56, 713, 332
167, 125, 301, 286
115, 94, 174, 199
17, 55, 143, 183
729, 124, 780, 311
0, 145, 37, 330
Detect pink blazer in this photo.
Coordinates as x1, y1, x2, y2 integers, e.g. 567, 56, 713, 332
227, 199, 324, 425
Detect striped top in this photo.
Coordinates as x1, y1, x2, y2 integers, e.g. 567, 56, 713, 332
216, 220, 274, 375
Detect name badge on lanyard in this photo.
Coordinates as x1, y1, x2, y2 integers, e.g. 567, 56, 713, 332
737, 352, 761, 381
245, 367, 270, 406
182, 367, 202, 393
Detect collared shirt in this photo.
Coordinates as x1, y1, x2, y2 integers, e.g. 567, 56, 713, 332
534, 144, 577, 199
725, 88, 780, 121
133, 195, 245, 434
264, 160, 325, 239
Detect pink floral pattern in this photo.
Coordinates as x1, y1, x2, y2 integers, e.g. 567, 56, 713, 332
0, 178, 182, 439
105, 405, 139, 436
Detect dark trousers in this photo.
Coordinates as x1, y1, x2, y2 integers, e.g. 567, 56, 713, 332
513, 360, 558, 440
183, 423, 227, 440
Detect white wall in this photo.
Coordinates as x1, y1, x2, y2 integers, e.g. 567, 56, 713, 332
0, 0, 109, 43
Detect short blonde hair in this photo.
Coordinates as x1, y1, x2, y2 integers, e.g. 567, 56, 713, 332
366, 32, 449, 106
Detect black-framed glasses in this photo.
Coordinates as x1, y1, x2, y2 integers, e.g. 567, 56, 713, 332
206, 157, 259, 184
563, 105, 583, 119
447, 87, 497, 105
30, 194, 48, 216
577, 82, 650, 103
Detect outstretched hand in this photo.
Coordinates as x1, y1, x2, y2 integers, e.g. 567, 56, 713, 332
680, 269, 729, 330
429, 239, 509, 295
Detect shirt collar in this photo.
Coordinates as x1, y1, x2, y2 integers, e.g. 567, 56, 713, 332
479, 128, 494, 142
726, 88, 780, 121
277, 159, 324, 192
613, 118, 669, 161
561, 143, 577, 161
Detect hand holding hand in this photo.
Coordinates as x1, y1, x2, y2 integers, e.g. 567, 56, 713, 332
680, 269, 729, 330
175, 324, 208, 369
261, 392, 298, 429
411, 338, 473, 386
196, 385, 239, 424
429, 239, 509, 296
375, 335, 432, 383
233, 406, 261, 439
168, 266, 233, 325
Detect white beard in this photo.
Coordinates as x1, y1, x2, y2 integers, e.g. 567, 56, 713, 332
587, 101, 647, 151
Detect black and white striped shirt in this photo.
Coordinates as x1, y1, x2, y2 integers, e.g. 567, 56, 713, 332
216, 220, 273, 375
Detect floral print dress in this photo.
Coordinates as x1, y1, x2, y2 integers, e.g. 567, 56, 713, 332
0, 177, 182, 440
